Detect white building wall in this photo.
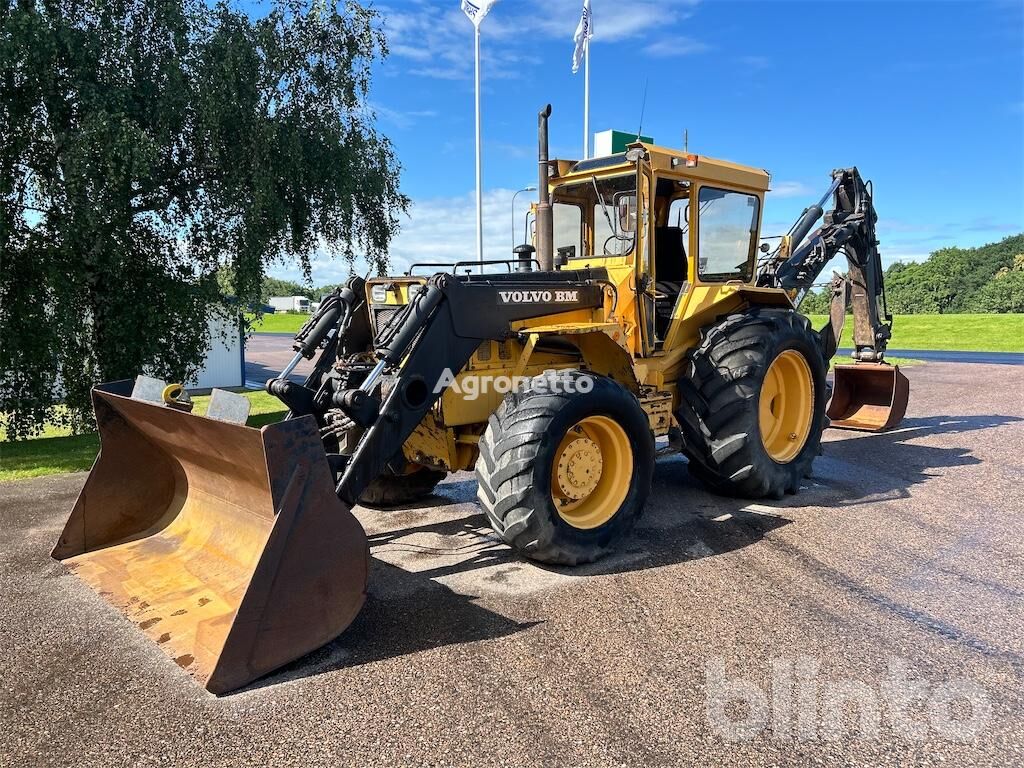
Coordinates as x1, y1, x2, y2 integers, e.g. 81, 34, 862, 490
187, 311, 244, 390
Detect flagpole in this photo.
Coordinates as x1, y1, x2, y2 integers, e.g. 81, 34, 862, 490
474, 23, 483, 264
583, 36, 590, 159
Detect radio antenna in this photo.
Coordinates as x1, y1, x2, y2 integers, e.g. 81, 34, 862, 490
684, 128, 688, 153
636, 78, 649, 141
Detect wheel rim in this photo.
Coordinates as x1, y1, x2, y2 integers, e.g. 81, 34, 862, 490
758, 349, 814, 463
550, 415, 633, 529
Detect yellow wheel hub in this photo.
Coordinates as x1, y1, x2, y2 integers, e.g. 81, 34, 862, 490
551, 416, 632, 529
758, 349, 814, 463
556, 436, 603, 500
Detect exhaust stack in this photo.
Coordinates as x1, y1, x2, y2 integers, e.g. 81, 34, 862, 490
536, 104, 554, 271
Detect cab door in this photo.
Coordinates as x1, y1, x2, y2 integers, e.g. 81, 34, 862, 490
635, 167, 659, 357
638, 174, 696, 352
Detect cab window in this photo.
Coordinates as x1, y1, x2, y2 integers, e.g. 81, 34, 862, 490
551, 172, 637, 257
553, 202, 582, 261
668, 197, 688, 231
697, 187, 759, 281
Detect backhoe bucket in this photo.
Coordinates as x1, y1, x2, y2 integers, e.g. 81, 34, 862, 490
52, 381, 368, 694
827, 363, 910, 432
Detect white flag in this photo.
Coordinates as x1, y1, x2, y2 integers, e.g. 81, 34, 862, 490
571, 0, 592, 74
461, 0, 497, 27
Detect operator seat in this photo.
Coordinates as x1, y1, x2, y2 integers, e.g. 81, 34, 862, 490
653, 226, 687, 337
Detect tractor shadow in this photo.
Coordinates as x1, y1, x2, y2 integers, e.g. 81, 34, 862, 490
812, 413, 1021, 507
243, 412, 1019, 693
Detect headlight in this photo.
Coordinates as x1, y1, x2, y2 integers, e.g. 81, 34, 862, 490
370, 284, 387, 303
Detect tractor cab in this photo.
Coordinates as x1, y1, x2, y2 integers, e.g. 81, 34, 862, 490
546, 142, 772, 356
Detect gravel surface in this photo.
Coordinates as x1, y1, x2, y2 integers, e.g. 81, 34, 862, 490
244, 333, 314, 387
2, 362, 1023, 767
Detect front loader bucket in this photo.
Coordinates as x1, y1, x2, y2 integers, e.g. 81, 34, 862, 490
52, 381, 368, 694
827, 363, 910, 432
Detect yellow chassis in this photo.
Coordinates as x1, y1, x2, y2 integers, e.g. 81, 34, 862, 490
368, 142, 796, 473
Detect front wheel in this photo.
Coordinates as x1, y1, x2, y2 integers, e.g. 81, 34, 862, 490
675, 309, 827, 499
475, 371, 655, 565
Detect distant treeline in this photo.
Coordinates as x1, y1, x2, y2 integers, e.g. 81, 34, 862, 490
258, 277, 342, 305
801, 233, 1024, 315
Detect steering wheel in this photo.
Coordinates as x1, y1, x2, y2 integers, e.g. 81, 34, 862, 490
603, 234, 634, 255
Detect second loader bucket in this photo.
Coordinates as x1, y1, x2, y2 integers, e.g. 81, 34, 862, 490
827, 363, 910, 432
52, 381, 368, 694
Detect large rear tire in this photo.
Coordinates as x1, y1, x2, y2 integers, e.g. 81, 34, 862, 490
675, 309, 827, 499
359, 465, 447, 508
475, 371, 655, 565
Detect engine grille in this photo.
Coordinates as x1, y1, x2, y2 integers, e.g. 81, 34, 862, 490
369, 305, 401, 338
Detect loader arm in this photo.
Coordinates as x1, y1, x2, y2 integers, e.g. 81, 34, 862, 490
767, 167, 891, 362
265, 270, 610, 505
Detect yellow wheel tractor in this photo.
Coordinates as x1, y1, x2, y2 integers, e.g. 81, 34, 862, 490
53, 106, 909, 693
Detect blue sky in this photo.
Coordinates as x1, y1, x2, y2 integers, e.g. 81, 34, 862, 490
269, 0, 1024, 284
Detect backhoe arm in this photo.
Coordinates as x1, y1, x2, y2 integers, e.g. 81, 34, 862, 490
771, 168, 892, 362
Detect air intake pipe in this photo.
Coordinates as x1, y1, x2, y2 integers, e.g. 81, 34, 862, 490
536, 104, 554, 271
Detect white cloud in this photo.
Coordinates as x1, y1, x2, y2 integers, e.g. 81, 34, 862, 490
643, 37, 712, 58
379, 4, 536, 81
769, 180, 813, 199
268, 188, 533, 285
366, 101, 438, 129
544, 1, 702, 43
379, 0, 704, 80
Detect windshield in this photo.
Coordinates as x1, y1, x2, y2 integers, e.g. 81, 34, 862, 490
552, 172, 637, 258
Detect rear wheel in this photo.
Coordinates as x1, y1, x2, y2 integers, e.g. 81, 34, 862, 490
475, 371, 655, 565
359, 465, 447, 508
675, 309, 827, 499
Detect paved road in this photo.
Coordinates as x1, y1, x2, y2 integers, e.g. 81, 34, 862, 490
245, 333, 1024, 388
244, 332, 315, 387
3, 363, 1024, 766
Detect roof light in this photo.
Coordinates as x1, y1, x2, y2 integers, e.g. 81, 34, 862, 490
625, 147, 646, 163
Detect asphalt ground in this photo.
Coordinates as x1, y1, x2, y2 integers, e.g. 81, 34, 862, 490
243, 332, 1024, 390
2, 362, 1023, 766
243, 333, 315, 387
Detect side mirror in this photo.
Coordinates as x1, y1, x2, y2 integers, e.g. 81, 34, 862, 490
616, 194, 637, 233
759, 242, 771, 253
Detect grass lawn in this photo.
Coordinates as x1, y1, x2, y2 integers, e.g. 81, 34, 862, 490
247, 312, 309, 333
251, 312, 1022, 352
0, 390, 287, 482
806, 313, 1023, 352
